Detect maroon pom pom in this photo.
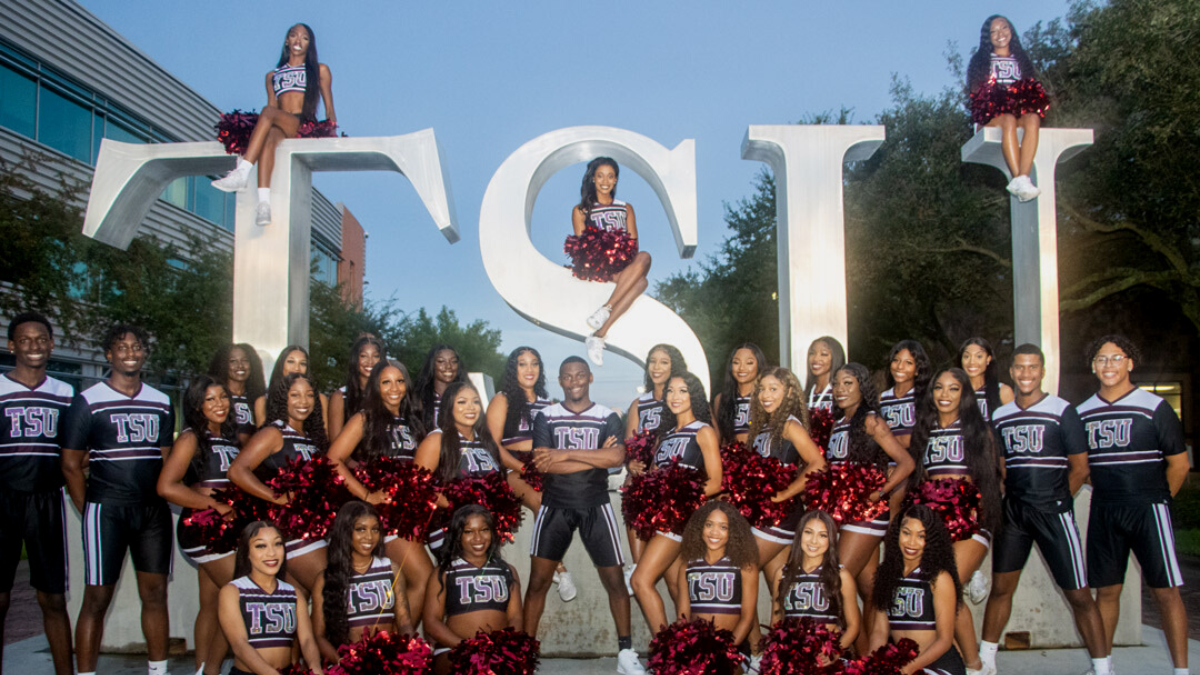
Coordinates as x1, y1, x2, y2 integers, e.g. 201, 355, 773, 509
759, 617, 843, 675
807, 407, 835, 452
969, 77, 1050, 126
355, 458, 440, 542
216, 110, 341, 155
276, 665, 314, 675
448, 627, 541, 675
326, 629, 434, 675
621, 463, 707, 541
624, 430, 656, 467
648, 618, 743, 675
563, 225, 639, 282
436, 472, 524, 543
803, 463, 888, 526
906, 477, 982, 542
842, 637, 919, 675
268, 456, 355, 541
298, 118, 340, 139
720, 441, 797, 529
179, 507, 233, 554
201, 487, 278, 554
519, 456, 544, 493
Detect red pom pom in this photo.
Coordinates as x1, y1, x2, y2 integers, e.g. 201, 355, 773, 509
648, 618, 744, 675
436, 472, 524, 543
518, 456, 544, 492
276, 665, 314, 675
624, 430, 656, 467
842, 637, 919, 675
621, 463, 707, 541
268, 456, 355, 541
198, 487, 278, 554
216, 111, 341, 155
326, 629, 433, 675
298, 118, 340, 139
969, 77, 1050, 126
803, 463, 888, 525
906, 478, 982, 542
759, 617, 844, 675
179, 507, 233, 554
807, 408, 835, 452
355, 458, 440, 541
563, 226, 639, 282
720, 441, 797, 529
448, 627, 541, 675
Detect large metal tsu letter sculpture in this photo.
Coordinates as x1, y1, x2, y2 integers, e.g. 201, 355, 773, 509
479, 126, 709, 390
83, 131, 458, 373
962, 127, 1093, 394
742, 125, 886, 369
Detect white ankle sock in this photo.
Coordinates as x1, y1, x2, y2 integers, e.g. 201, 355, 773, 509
79, 672, 96, 675
979, 641, 999, 667
1173, 669, 1188, 675
257, 187, 270, 204
1091, 656, 1112, 675
148, 659, 169, 675
236, 157, 252, 171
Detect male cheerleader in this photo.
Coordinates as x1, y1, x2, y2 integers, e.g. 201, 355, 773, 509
62, 324, 175, 675
980, 344, 1109, 675
0, 312, 75, 675
1078, 335, 1189, 675
526, 356, 645, 675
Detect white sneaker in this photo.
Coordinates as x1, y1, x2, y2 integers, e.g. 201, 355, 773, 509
212, 164, 251, 192
555, 570, 578, 602
586, 335, 605, 366
587, 305, 611, 331
968, 569, 990, 604
616, 648, 646, 675
1015, 175, 1041, 202
623, 563, 635, 595
968, 665, 997, 675
255, 201, 272, 226
1006, 176, 1023, 198
748, 653, 763, 673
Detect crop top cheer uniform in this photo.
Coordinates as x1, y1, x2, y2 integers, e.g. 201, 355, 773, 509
920, 421, 991, 546
750, 415, 804, 544
345, 556, 396, 632
635, 392, 667, 434
732, 394, 752, 438
500, 395, 552, 462
780, 565, 839, 624
426, 429, 501, 551
231, 576, 298, 649
432, 556, 514, 656
257, 420, 325, 558
886, 567, 966, 675
177, 428, 240, 563
686, 555, 743, 616
879, 387, 916, 438
825, 415, 891, 536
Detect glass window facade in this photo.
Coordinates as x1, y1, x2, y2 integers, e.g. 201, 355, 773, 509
0, 63, 36, 137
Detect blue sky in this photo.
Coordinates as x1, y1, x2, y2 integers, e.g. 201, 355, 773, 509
83, 1, 1071, 409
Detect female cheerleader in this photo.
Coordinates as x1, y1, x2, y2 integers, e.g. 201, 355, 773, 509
712, 343, 765, 446
311, 502, 413, 664
423, 505, 524, 675
325, 360, 428, 624
805, 336, 845, 414
868, 505, 965, 675
675, 502, 758, 654
880, 340, 933, 450
828, 363, 914, 647
485, 347, 576, 602
229, 373, 329, 593
328, 335, 386, 440
414, 343, 467, 431
958, 338, 1013, 422
209, 343, 266, 433
157, 376, 244, 675
909, 368, 1003, 673
252, 345, 328, 430
966, 15, 1048, 202
772, 510, 860, 651
574, 157, 653, 366
219, 521, 324, 675
212, 23, 337, 226
629, 371, 723, 637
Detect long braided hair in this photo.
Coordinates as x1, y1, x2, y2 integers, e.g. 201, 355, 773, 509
322, 501, 385, 647
276, 23, 322, 122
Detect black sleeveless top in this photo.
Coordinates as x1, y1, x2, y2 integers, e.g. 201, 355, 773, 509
887, 567, 937, 630
654, 420, 711, 471
752, 415, 802, 465
443, 557, 513, 617
345, 556, 396, 630
229, 393, 255, 433
258, 420, 320, 476
635, 392, 667, 434
184, 428, 240, 489
428, 429, 501, 477
686, 555, 742, 615
232, 576, 297, 648
500, 395, 551, 446
781, 565, 839, 623
732, 395, 752, 436
385, 415, 419, 462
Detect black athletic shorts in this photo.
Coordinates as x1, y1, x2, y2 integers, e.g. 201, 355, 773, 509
529, 503, 625, 568
992, 497, 1087, 590
1087, 500, 1183, 589
921, 644, 966, 675
82, 500, 173, 586
0, 489, 68, 594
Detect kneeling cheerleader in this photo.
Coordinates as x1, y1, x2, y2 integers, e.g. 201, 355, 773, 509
770, 510, 860, 652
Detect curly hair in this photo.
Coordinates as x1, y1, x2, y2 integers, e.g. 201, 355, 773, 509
181, 375, 238, 484
778, 510, 844, 627
958, 337, 1002, 421
265, 372, 328, 452
435, 505, 512, 595
342, 335, 388, 423
805, 336, 845, 401
208, 343, 266, 402
7, 311, 52, 341
101, 323, 149, 354
678, 501, 757, 571
716, 343, 767, 442
967, 15, 1038, 94
748, 367, 809, 452
276, 23, 321, 122
356, 360, 424, 463
577, 157, 620, 220
643, 343, 688, 393
434, 381, 502, 484
834, 364, 887, 471
498, 347, 548, 441
884, 340, 932, 401
908, 368, 1002, 535
655, 371, 712, 445
415, 344, 467, 431
1085, 334, 1142, 368
873, 505, 961, 612
322, 501, 385, 647
233, 520, 287, 579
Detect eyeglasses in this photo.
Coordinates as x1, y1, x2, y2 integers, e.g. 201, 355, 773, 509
1093, 355, 1127, 367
